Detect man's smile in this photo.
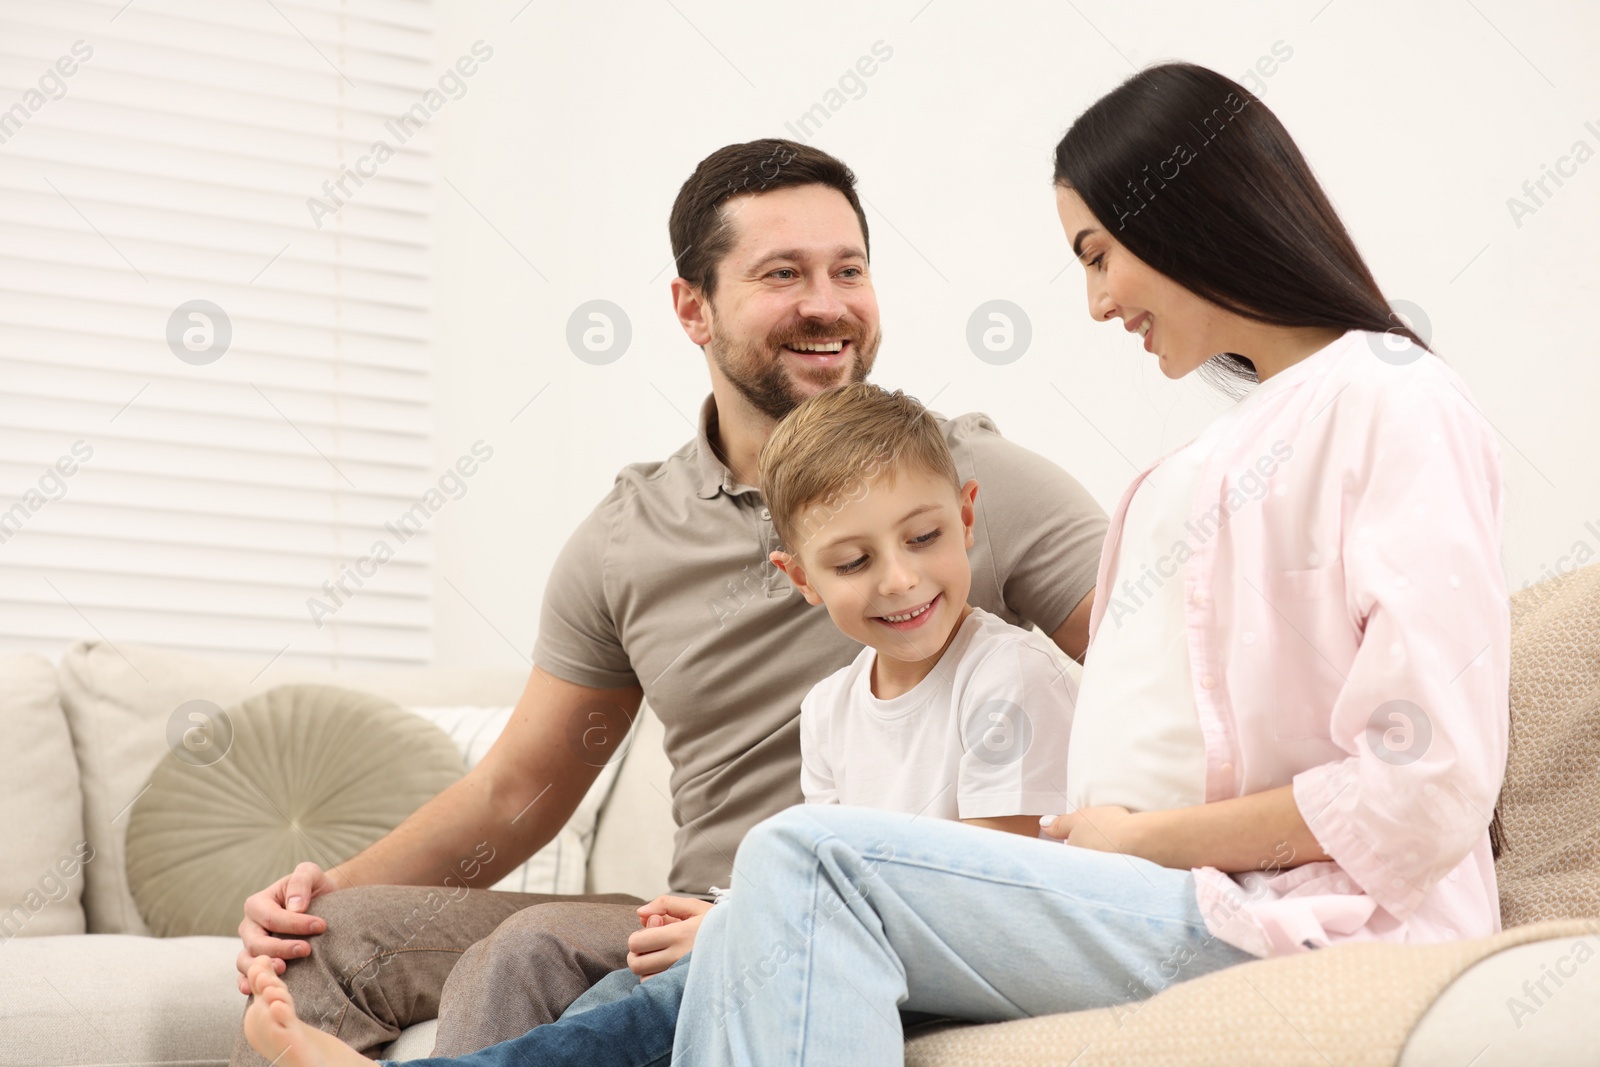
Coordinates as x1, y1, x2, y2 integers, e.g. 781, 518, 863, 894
780, 338, 852, 368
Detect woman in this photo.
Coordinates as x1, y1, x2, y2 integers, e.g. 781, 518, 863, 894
671, 61, 1509, 1064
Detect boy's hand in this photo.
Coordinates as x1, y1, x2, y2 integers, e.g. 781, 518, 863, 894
627, 895, 713, 979
1040, 806, 1138, 854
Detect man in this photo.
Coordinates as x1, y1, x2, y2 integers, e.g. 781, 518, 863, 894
230, 138, 1106, 1063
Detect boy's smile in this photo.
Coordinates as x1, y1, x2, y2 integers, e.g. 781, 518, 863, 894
873, 591, 942, 630
771, 468, 980, 699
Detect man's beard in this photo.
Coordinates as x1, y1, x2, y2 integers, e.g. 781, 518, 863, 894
708, 317, 881, 423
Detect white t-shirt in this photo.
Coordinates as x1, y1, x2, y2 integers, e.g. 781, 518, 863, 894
800, 607, 1077, 820
1067, 372, 1295, 814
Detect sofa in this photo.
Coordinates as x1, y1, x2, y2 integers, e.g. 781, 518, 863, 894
2, 561, 1597, 1066
0, 641, 678, 1066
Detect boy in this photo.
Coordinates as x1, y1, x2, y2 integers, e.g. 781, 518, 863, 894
241, 383, 1078, 1067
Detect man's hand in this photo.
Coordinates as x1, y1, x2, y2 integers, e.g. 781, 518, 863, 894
1040, 805, 1138, 854
234, 861, 340, 994
626, 895, 713, 980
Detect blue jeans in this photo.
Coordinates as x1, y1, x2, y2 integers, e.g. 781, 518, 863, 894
673, 805, 1258, 1066
562, 960, 647, 1015
383, 956, 687, 1067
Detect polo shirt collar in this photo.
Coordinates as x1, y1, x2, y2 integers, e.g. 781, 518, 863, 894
693, 394, 761, 500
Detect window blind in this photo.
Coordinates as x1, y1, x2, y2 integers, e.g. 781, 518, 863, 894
0, 0, 439, 670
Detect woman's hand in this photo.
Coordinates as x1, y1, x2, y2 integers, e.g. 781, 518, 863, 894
628, 895, 714, 979
1040, 806, 1138, 854
1041, 788, 1329, 873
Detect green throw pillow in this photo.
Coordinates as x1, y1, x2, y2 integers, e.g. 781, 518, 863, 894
125, 684, 465, 937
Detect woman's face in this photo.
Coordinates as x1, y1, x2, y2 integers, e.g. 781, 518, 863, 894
1055, 185, 1231, 380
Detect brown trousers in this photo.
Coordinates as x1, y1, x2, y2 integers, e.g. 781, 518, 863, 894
228, 886, 643, 1065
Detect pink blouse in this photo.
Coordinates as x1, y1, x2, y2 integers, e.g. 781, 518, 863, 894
1085, 329, 1510, 958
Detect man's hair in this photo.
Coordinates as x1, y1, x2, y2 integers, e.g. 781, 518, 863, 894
759, 383, 959, 556
669, 138, 871, 301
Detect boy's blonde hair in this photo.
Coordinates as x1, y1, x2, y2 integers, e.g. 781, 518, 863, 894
759, 383, 960, 555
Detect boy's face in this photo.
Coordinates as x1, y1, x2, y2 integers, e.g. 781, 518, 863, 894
771, 467, 979, 668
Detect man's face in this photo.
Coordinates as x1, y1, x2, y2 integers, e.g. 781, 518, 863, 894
702, 184, 882, 422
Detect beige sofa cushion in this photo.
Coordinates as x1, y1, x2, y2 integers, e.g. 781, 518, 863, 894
125, 685, 465, 937
1497, 561, 1600, 926
56, 640, 526, 935
0, 933, 240, 1066
0, 652, 88, 941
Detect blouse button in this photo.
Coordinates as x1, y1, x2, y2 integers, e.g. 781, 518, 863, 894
760, 507, 771, 520
1219, 762, 1235, 778
1191, 589, 1206, 606
1201, 674, 1217, 689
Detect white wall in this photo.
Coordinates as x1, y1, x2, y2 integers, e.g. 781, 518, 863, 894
425, 0, 1600, 668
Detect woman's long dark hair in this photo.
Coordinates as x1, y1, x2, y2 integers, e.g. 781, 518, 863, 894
1054, 62, 1428, 386
1056, 64, 1507, 858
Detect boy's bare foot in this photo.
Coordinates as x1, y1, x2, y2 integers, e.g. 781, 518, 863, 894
242, 956, 373, 1067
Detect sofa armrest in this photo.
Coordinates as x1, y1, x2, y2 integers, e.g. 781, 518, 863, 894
902, 919, 1600, 1066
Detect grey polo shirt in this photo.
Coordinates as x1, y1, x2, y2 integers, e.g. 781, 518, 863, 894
533, 395, 1106, 894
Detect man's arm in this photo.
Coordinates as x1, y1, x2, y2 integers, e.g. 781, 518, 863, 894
330, 668, 642, 887
234, 668, 642, 988
1047, 587, 1095, 664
